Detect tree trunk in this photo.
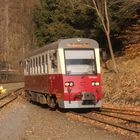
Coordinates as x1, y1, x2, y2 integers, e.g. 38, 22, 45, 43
5, 0, 9, 62
92, 0, 118, 73
106, 32, 118, 73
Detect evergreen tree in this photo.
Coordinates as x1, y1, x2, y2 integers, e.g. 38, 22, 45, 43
33, 0, 140, 49
108, 0, 140, 34
33, 0, 96, 47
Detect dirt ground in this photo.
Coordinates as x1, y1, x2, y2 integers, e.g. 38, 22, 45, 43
0, 96, 129, 140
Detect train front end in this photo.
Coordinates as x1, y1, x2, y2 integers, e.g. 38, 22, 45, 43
58, 38, 102, 109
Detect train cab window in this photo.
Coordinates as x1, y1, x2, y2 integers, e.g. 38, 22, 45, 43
49, 50, 58, 73
65, 49, 97, 75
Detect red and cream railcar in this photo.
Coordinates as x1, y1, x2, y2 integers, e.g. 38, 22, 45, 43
24, 38, 102, 109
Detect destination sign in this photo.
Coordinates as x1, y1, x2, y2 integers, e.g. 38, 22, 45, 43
67, 43, 90, 48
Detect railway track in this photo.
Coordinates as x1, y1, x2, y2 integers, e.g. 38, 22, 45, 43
93, 110, 140, 124
0, 81, 24, 85
102, 107, 140, 116
0, 88, 24, 109
70, 109, 140, 134
102, 107, 140, 113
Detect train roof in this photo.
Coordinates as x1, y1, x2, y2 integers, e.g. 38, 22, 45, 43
24, 38, 99, 59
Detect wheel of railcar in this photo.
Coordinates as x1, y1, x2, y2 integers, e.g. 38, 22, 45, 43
46, 95, 51, 105
25, 91, 31, 102
49, 97, 56, 109
94, 108, 102, 112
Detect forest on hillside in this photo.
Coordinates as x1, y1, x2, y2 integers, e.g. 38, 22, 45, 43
0, 0, 140, 81
33, 0, 140, 48
0, 0, 39, 70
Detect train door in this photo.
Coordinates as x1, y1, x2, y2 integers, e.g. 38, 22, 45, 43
48, 50, 58, 74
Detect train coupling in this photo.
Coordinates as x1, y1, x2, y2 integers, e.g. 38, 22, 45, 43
81, 92, 97, 105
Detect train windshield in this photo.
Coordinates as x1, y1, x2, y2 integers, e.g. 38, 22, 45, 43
65, 49, 97, 75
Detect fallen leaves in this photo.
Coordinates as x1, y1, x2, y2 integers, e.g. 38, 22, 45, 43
102, 48, 140, 105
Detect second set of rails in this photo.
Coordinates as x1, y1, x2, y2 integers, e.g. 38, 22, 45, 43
70, 108, 140, 134
0, 88, 23, 109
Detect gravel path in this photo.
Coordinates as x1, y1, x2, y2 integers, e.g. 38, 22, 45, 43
0, 97, 129, 140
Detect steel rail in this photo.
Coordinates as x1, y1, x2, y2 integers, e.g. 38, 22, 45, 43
0, 87, 24, 109
0, 95, 17, 109
92, 111, 140, 124
102, 107, 140, 114
13, 87, 24, 95
71, 112, 140, 134
0, 92, 11, 100
102, 109, 140, 117
0, 87, 24, 101
0, 81, 24, 85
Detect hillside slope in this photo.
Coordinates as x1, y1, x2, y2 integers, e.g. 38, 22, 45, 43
102, 44, 140, 105
119, 10, 140, 46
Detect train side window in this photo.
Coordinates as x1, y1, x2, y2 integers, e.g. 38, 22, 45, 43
45, 53, 48, 73
36, 57, 38, 74
42, 55, 44, 65
30, 59, 32, 75
23, 61, 26, 74
26, 61, 28, 75
24, 60, 27, 75
42, 55, 45, 73
39, 56, 41, 74
29, 59, 31, 75
39, 56, 41, 66
46, 54, 48, 64
50, 50, 58, 73
33, 58, 35, 74
30, 59, 31, 68
27, 60, 30, 75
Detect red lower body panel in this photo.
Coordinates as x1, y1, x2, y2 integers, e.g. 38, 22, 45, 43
25, 74, 102, 108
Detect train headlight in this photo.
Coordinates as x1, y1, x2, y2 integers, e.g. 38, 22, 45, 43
95, 82, 100, 86
91, 82, 100, 86
65, 82, 70, 87
69, 82, 74, 87
91, 82, 95, 86
65, 81, 74, 87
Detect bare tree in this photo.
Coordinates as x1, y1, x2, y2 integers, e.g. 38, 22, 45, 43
92, 0, 118, 73
4, 0, 9, 63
